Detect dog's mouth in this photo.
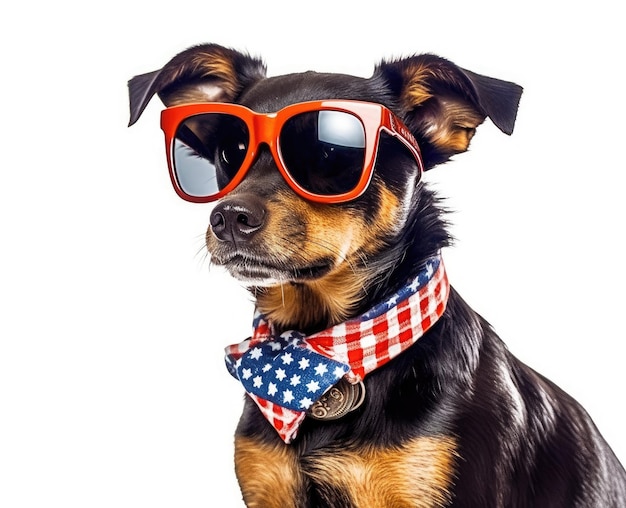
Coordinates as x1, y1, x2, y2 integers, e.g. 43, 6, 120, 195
213, 253, 334, 286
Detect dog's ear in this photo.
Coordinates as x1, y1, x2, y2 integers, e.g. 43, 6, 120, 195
374, 54, 523, 166
127, 43, 266, 126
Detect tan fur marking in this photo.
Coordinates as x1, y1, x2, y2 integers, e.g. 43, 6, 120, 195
306, 436, 458, 507
255, 186, 402, 330
399, 63, 485, 155
161, 49, 239, 106
373, 183, 403, 238
235, 436, 303, 508
428, 98, 484, 154
190, 52, 238, 96
401, 64, 435, 107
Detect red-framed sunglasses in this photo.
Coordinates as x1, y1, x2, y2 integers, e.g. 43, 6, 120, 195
160, 100, 424, 204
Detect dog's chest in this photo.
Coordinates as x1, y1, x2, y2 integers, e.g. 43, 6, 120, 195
234, 434, 457, 507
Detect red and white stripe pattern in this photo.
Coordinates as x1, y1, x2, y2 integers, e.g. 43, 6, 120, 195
225, 255, 449, 443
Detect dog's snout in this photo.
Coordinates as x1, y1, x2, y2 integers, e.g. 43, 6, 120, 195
210, 196, 266, 243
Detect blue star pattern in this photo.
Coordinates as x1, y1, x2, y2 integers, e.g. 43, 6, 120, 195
225, 331, 350, 412
361, 256, 439, 320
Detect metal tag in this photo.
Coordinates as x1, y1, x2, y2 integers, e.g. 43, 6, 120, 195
307, 379, 366, 421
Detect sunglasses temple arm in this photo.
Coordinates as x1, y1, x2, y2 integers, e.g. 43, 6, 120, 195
382, 119, 425, 176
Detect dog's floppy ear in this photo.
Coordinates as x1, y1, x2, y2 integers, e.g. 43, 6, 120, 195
127, 43, 266, 126
374, 54, 523, 166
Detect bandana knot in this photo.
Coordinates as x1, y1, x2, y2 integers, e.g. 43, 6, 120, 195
225, 255, 449, 443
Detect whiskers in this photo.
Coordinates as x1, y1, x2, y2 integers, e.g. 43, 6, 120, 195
199, 224, 374, 326
193, 232, 212, 271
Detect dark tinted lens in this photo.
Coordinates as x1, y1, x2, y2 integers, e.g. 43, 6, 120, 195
173, 113, 249, 198
279, 110, 366, 195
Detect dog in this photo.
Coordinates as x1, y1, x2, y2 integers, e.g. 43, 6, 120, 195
128, 43, 626, 507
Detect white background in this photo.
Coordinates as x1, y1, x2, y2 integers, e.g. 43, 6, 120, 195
1, 1, 624, 506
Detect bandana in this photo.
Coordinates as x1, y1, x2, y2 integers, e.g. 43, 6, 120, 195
225, 255, 449, 443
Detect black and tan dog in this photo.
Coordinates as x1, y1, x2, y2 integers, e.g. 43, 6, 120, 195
128, 44, 626, 507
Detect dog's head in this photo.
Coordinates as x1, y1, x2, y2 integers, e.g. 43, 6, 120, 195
128, 44, 522, 330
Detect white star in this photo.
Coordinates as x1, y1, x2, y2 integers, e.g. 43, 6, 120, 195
281, 352, 294, 365
262, 363, 272, 373
409, 277, 421, 292
314, 363, 328, 376
275, 368, 287, 381
386, 295, 399, 308
249, 348, 263, 360
268, 341, 282, 351
299, 397, 313, 409
333, 366, 346, 379
253, 376, 263, 388
298, 357, 310, 370
306, 380, 321, 393
268, 382, 278, 396
283, 390, 294, 404
241, 368, 252, 380
425, 262, 434, 278
290, 374, 301, 386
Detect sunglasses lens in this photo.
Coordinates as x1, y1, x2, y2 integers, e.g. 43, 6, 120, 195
173, 113, 249, 198
280, 110, 366, 196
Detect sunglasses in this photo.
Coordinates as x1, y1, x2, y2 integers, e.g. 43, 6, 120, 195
160, 100, 424, 204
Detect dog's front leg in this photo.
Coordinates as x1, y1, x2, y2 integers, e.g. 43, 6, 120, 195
234, 435, 306, 508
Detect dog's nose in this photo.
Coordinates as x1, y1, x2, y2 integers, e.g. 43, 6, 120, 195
210, 196, 266, 244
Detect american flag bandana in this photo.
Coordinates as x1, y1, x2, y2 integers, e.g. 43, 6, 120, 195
224, 255, 449, 443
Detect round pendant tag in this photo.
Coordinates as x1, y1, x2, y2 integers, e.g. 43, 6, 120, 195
307, 379, 366, 421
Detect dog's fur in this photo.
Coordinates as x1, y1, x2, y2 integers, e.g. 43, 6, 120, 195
128, 44, 626, 507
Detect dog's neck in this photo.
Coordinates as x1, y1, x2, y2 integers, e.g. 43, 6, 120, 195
254, 263, 367, 334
